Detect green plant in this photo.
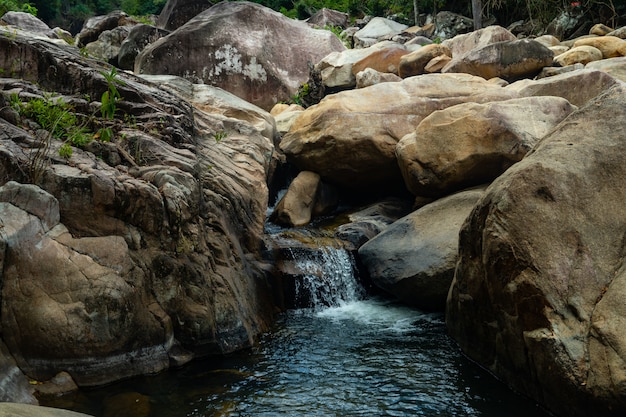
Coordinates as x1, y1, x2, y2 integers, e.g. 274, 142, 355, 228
213, 130, 228, 143
291, 82, 310, 106
97, 67, 125, 142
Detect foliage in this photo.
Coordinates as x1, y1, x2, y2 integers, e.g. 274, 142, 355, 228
97, 67, 124, 142
0, 0, 37, 16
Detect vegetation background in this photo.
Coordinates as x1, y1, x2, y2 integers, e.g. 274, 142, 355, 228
0, 0, 623, 36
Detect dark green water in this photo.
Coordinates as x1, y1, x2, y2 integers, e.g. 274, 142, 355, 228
42, 297, 551, 417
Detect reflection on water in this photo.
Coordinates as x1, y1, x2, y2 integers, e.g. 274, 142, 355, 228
42, 297, 550, 417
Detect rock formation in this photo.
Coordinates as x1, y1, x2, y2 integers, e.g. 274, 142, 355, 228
135, 1, 346, 110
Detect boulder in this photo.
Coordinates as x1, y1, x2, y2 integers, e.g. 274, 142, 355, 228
432, 11, 473, 40
573, 35, 626, 58
280, 73, 518, 192
269, 171, 338, 227
0, 11, 52, 37
355, 68, 402, 88
75, 10, 135, 47
533, 34, 561, 48
0, 340, 36, 404
359, 187, 484, 311
0, 403, 93, 417
442, 25, 517, 58
396, 96, 576, 197
585, 56, 626, 82
0, 182, 171, 385
545, 9, 587, 40
118, 24, 170, 70
608, 26, 626, 39
398, 44, 452, 78
157, 0, 214, 31
306, 8, 348, 29
590, 23, 613, 36
446, 83, 626, 417
353, 17, 408, 48
424, 55, 452, 73
136, 1, 346, 111
316, 41, 402, 89
335, 197, 412, 250
442, 39, 555, 80
536, 63, 584, 78
0, 33, 276, 385
84, 25, 132, 64
508, 69, 620, 107
554, 45, 603, 66
351, 47, 409, 76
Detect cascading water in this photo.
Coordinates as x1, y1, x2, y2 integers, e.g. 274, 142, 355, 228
41, 199, 552, 417
289, 244, 365, 309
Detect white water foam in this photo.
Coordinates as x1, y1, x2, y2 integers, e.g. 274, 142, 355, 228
316, 297, 442, 333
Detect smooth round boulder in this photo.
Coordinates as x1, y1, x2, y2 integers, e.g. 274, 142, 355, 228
359, 187, 484, 311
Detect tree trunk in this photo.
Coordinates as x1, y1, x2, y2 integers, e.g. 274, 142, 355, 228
472, 0, 482, 30
414, 0, 419, 26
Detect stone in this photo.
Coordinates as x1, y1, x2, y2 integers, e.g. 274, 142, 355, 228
396, 96, 576, 197
424, 55, 452, 73
447, 83, 626, 417
275, 109, 304, 136
280, 73, 518, 192
359, 188, 484, 311
533, 34, 561, 48
442, 39, 554, 80
549, 45, 570, 56
355, 68, 402, 88
590, 23, 613, 36
545, 9, 586, 40
608, 26, 626, 39
432, 11, 473, 40
442, 25, 517, 58
0, 403, 93, 417
0, 11, 52, 37
76, 10, 134, 47
84, 25, 132, 64
536, 63, 584, 78
316, 41, 402, 89
118, 24, 170, 70
398, 44, 452, 78
35, 372, 79, 396
0, 340, 36, 404
353, 17, 408, 48
306, 8, 348, 29
0, 181, 60, 231
554, 45, 603, 66
573, 36, 626, 58
0, 32, 276, 386
585, 56, 626, 82
269, 171, 337, 227
352, 47, 409, 76
136, 1, 345, 111
508, 69, 620, 106
157, 0, 214, 31
335, 197, 412, 250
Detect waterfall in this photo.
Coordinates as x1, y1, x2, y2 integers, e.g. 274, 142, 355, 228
290, 245, 365, 309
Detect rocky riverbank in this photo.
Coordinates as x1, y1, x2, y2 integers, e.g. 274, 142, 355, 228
1, 1, 626, 416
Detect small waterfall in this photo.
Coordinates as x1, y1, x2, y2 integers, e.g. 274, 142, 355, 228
290, 245, 365, 309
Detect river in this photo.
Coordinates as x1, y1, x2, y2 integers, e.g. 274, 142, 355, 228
42, 245, 551, 417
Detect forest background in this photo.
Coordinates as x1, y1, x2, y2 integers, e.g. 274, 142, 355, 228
0, 0, 623, 37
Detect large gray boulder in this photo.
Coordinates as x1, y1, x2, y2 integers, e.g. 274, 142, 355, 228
118, 24, 170, 70
157, 0, 214, 31
447, 82, 626, 417
359, 188, 484, 311
136, 1, 346, 110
